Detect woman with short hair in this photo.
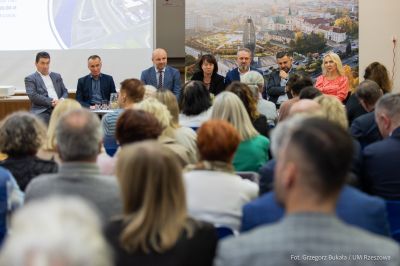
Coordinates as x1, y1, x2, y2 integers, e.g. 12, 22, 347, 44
191, 54, 225, 96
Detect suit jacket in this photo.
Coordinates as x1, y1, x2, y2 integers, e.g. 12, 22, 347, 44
362, 127, 400, 200
346, 93, 368, 125
240, 185, 390, 237
216, 213, 399, 266
76, 74, 116, 108
140, 66, 181, 98
25, 72, 68, 114
350, 111, 382, 149
224, 67, 260, 87
25, 162, 122, 224
191, 71, 225, 95
266, 69, 295, 104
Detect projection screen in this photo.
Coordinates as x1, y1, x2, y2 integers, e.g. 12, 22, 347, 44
0, 0, 153, 90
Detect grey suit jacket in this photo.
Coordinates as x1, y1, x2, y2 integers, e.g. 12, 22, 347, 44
25, 72, 68, 114
215, 213, 400, 266
24, 162, 122, 224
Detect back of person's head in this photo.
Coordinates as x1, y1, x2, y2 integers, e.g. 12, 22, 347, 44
116, 141, 188, 253
0, 112, 46, 157
364, 62, 392, 93
144, 85, 157, 99
241, 71, 265, 97
314, 95, 349, 130
211, 91, 259, 140
155, 89, 180, 127
298, 86, 322, 100
197, 120, 240, 163
116, 109, 163, 146
45, 99, 82, 150
136, 97, 172, 131
355, 79, 383, 108
279, 117, 353, 198
288, 99, 322, 117
179, 81, 212, 116
56, 109, 101, 162
226, 81, 259, 120
198, 54, 218, 74
35, 51, 50, 63
120, 78, 145, 103
286, 74, 313, 96
375, 93, 400, 137
0, 197, 112, 266
322, 52, 344, 76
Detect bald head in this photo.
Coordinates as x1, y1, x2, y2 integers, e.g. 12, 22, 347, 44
289, 99, 321, 116
152, 48, 168, 71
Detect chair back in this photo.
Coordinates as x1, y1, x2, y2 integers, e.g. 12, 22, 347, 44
103, 135, 119, 157
215, 225, 238, 240
386, 200, 400, 242
236, 171, 260, 185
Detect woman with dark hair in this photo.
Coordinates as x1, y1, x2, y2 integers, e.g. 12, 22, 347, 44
179, 81, 213, 129
226, 82, 269, 137
105, 141, 217, 266
346, 62, 391, 125
191, 54, 225, 96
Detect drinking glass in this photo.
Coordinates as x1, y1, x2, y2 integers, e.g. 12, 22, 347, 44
109, 93, 118, 109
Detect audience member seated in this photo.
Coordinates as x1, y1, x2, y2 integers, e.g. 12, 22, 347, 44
315, 52, 349, 102
346, 62, 392, 125
0, 112, 58, 191
362, 93, 400, 200
227, 82, 269, 137
155, 89, 198, 163
101, 78, 145, 156
179, 81, 212, 130
184, 120, 258, 231
99, 109, 163, 175
214, 117, 399, 266
0, 197, 112, 266
191, 54, 225, 96
38, 98, 82, 164
277, 74, 313, 122
137, 98, 191, 166
105, 141, 217, 266
288, 99, 322, 116
76, 55, 116, 108
0, 166, 23, 245
298, 86, 322, 100
350, 80, 383, 149
25, 109, 122, 223
244, 115, 390, 237
241, 71, 277, 127
266, 51, 296, 106
211, 92, 269, 172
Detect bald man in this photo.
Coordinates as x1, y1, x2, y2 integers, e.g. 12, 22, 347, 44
288, 99, 322, 117
140, 48, 181, 98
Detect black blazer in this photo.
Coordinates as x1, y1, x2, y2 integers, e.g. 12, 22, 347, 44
191, 71, 225, 95
76, 73, 116, 107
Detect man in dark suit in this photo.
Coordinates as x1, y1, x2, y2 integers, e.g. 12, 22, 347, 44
224, 48, 259, 87
25, 51, 68, 124
266, 51, 295, 107
76, 55, 116, 108
350, 80, 383, 149
140, 48, 181, 98
362, 93, 400, 200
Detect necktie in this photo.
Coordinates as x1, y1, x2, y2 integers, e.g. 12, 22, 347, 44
158, 70, 163, 89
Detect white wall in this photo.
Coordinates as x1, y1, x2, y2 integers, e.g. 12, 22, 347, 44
360, 0, 400, 92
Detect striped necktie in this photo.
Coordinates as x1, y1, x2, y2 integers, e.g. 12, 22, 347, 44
157, 70, 163, 89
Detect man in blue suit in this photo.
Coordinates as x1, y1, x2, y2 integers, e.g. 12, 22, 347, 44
76, 55, 116, 108
140, 48, 181, 98
225, 48, 259, 87
25, 51, 68, 124
362, 93, 400, 200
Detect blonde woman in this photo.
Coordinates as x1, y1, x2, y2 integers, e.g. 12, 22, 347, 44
136, 98, 192, 165
105, 141, 217, 266
155, 89, 198, 162
38, 99, 81, 163
211, 91, 269, 172
315, 52, 349, 102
